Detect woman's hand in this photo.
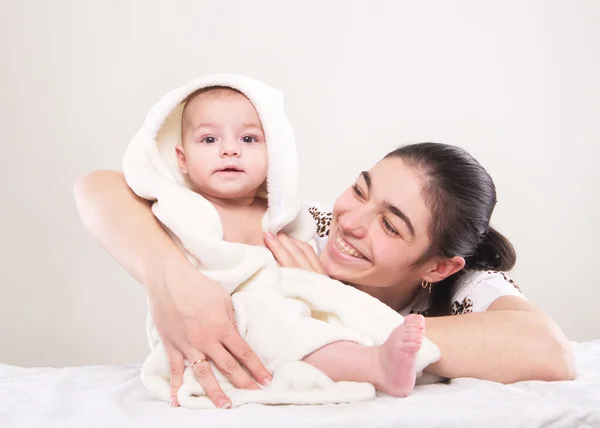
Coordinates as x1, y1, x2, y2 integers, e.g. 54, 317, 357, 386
74, 171, 272, 408
149, 261, 272, 409
264, 232, 326, 274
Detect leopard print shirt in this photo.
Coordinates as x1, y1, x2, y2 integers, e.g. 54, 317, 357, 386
308, 204, 525, 316
308, 206, 332, 239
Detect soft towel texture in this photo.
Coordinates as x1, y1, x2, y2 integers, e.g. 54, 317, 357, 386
122, 73, 441, 408
3, 340, 599, 428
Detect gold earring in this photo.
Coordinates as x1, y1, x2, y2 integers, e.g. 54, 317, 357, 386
421, 279, 432, 294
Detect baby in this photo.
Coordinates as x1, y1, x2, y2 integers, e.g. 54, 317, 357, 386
173, 85, 427, 398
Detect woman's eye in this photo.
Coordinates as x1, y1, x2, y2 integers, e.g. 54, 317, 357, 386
201, 136, 217, 144
382, 218, 400, 236
352, 184, 364, 199
242, 135, 257, 143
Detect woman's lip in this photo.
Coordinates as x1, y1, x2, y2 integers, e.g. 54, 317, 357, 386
328, 232, 371, 265
335, 234, 367, 258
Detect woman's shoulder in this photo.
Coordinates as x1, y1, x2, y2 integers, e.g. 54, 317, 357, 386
407, 270, 525, 317
449, 270, 525, 314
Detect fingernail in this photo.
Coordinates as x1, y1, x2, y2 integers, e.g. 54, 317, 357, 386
265, 232, 275, 241
169, 396, 177, 408
262, 377, 272, 387
219, 399, 232, 409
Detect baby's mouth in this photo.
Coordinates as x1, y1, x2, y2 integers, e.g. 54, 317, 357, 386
216, 166, 244, 173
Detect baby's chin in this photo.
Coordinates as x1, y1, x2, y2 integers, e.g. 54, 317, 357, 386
195, 184, 261, 203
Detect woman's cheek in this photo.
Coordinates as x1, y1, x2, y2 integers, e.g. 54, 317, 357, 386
371, 233, 401, 269
319, 248, 342, 281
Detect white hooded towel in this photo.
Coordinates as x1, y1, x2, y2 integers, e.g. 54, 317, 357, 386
122, 73, 441, 408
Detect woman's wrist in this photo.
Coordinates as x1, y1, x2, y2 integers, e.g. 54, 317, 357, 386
142, 248, 188, 300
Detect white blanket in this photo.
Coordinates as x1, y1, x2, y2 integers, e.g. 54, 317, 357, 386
122, 73, 440, 408
2, 341, 599, 428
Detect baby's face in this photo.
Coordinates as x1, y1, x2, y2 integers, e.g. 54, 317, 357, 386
176, 91, 268, 201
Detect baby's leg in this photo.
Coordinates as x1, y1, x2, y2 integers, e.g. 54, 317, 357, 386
303, 314, 426, 397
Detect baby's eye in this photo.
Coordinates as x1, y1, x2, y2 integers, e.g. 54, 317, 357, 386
242, 135, 257, 143
201, 136, 217, 144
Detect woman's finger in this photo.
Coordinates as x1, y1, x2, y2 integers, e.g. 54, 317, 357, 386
272, 233, 315, 271
186, 350, 232, 409
207, 342, 261, 391
289, 238, 326, 274
264, 232, 298, 268
223, 297, 272, 387
222, 329, 272, 388
165, 344, 185, 407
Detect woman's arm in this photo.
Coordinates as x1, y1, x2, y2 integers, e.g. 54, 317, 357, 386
73, 170, 272, 408
73, 170, 182, 289
424, 296, 576, 383
264, 234, 576, 384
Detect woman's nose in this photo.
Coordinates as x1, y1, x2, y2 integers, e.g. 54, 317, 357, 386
338, 208, 368, 239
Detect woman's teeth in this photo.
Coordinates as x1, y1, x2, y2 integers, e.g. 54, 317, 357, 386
335, 235, 366, 259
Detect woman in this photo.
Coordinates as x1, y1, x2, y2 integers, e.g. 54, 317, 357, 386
74, 142, 575, 409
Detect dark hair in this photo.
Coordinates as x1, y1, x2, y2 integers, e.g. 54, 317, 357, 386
384, 142, 516, 316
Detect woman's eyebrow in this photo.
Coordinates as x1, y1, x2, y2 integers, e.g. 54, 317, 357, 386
361, 170, 416, 238
385, 202, 416, 238
360, 171, 371, 189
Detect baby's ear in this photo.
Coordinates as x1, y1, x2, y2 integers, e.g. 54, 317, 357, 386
175, 145, 188, 174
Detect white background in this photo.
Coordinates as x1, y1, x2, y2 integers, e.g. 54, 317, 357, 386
1, 0, 599, 367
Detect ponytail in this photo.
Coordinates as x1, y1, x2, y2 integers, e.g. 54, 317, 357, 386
426, 227, 516, 317
465, 227, 516, 271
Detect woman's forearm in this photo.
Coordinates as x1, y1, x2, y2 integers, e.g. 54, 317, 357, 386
424, 306, 576, 383
73, 170, 188, 294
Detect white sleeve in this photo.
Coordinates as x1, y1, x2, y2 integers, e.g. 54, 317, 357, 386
450, 270, 525, 314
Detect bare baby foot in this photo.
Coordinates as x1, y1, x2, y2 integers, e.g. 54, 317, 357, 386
373, 314, 425, 397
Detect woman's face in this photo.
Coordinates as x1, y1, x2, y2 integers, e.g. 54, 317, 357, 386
320, 157, 434, 297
